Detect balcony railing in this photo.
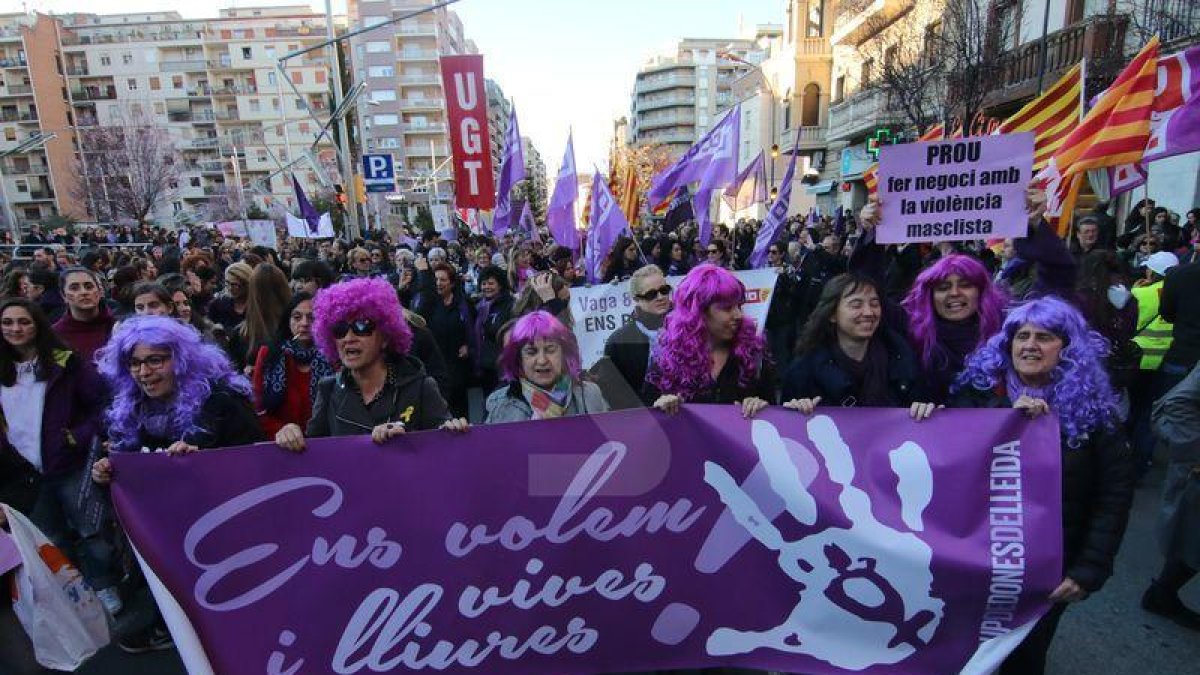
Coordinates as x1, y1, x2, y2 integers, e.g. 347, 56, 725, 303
781, 125, 827, 149
637, 95, 696, 112
65, 65, 89, 76
212, 85, 257, 96
399, 98, 442, 110
638, 113, 695, 131
399, 74, 441, 85
0, 57, 28, 68
15, 190, 54, 201
797, 37, 831, 57
636, 76, 696, 94
403, 122, 446, 133
989, 15, 1128, 106
1, 85, 33, 96
160, 59, 209, 72
70, 88, 117, 101
827, 87, 900, 142
398, 49, 439, 60
0, 112, 35, 122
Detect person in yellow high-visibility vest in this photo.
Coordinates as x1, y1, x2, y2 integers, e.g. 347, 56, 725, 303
1130, 251, 1180, 476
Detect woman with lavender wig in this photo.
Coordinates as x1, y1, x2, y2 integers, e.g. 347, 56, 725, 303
90, 315, 263, 478
274, 278, 466, 452
645, 264, 774, 418
951, 296, 1134, 674
484, 311, 608, 423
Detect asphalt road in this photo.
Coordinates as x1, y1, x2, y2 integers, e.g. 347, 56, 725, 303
76, 466, 1200, 675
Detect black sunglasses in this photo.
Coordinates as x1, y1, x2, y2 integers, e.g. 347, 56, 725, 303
331, 318, 377, 339
635, 284, 672, 301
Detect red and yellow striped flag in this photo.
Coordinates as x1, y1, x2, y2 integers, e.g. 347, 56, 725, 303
998, 63, 1083, 171
618, 163, 640, 226
1049, 37, 1159, 181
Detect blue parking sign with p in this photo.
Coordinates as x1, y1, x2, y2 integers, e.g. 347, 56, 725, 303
362, 154, 395, 193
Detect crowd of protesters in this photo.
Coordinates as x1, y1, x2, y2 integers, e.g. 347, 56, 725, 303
0, 191, 1197, 674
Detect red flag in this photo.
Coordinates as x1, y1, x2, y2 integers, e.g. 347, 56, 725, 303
440, 55, 495, 210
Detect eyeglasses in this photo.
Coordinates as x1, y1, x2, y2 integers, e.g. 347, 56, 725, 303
332, 318, 377, 339
635, 284, 672, 301
128, 354, 171, 372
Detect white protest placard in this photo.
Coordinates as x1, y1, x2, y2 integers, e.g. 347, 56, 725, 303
570, 268, 779, 368
877, 132, 1034, 244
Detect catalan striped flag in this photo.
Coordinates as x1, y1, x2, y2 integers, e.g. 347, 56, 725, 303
997, 63, 1083, 171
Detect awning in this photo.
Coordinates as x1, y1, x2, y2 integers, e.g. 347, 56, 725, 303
805, 180, 835, 194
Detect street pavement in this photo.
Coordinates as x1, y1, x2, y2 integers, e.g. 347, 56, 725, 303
77, 466, 1200, 675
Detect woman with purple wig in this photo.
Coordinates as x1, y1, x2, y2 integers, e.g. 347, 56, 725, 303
274, 278, 466, 451
484, 311, 608, 423
645, 264, 773, 418
90, 315, 263, 478
951, 296, 1134, 674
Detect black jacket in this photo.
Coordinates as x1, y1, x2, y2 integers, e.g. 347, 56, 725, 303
781, 328, 922, 406
307, 354, 450, 437
125, 384, 264, 452
598, 315, 657, 409
1161, 261, 1200, 368
643, 354, 776, 405
950, 386, 1134, 592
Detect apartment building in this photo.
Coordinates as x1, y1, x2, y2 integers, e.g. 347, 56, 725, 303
0, 7, 347, 232
349, 0, 474, 223
521, 135, 547, 215
485, 77, 511, 188
629, 37, 767, 157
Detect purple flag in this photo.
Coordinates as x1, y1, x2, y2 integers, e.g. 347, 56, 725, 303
492, 104, 526, 236
833, 205, 845, 236
547, 134, 579, 250
648, 105, 741, 206
722, 151, 768, 211
292, 173, 320, 233
749, 145, 799, 268
518, 201, 540, 243
586, 169, 630, 283
110, 407, 1063, 675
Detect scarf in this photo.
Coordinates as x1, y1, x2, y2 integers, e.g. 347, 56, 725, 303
1005, 369, 1050, 402
137, 398, 176, 441
832, 338, 896, 407
520, 376, 573, 419
261, 340, 334, 413
632, 308, 665, 369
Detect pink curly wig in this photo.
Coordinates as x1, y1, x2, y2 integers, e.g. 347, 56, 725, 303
498, 311, 582, 382
312, 277, 412, 363
901, 254, 1007, 369
648, 263, 766, 401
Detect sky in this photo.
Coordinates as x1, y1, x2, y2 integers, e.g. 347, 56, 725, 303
5, 0, 783, 173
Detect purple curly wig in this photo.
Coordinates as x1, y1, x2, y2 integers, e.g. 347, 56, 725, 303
498, 311, 581, 382
902, 254, 1007, 370
954, 296, 1120, 443
311, 277, 412, 363
647, 263, 766, 401
95, 316, 250, 452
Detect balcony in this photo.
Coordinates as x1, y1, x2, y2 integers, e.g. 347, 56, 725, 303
70, 87, 117, 101
832, 0, 914, 47
398, 74, 441, 86
398, 98, 442, 111
0, 85, 32, 96
192, 110, 216, 122
796, 37, 832, 58
65, 65, 89, 76
187, 87, 213, 97
160, 59, 209, 72
827, 87, 901, 142
215, 110, 240, 121
637, 112, 695, 132
6, 161, 49, 175
403, 122, 445, 133
398, 49, 439, 61
0, 57, 27, 69
781, 125, 827, 150
188, 137, 220, 149
638, 131, 695, 146
212, 84, 257, 96
637, 94, 696, 112
635, 75, 696, 94
396, 23, 437, 36
14, 190, 54, 202
987, 15, 1128, 109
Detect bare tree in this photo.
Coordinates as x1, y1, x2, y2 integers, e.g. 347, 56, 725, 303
1118, 0, 1200, 49
74, 107, 181, 223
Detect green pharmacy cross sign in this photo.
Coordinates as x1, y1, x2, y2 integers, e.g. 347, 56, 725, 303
866, 128, 895, 160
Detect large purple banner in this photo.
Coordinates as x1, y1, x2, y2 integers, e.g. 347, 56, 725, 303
110, 407, 1062, 674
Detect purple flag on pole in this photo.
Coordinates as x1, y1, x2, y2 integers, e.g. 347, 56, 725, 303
109, 407, 1063, 675
547, 133, 579, 250
292, 173, 320, 233
648, 105, 741, 206
492, 104, 526, 236
518, 201, 540, 243
749, 145, 799, 268
585, 169, 630, 283
722, 151, 768, 211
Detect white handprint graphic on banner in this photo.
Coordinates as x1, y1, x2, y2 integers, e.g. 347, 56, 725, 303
703, 416, 944, 671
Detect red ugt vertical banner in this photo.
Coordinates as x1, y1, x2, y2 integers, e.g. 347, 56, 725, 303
440, 55, 495, 210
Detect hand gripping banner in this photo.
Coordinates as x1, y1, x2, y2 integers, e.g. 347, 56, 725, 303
110, 407, 1062, 674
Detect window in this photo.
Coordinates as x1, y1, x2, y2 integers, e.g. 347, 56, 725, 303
100, 55, 111, 66
291, 71, 303, 84
835, 75, 845, 102
295, 97, 305, 110
154, 102, 165, 115
801, 83, 820, 127
267, 71, 277, 85
807, 0, 824, 37
242, 47, 253, 59
265, 46, 276, 59
368, 66, 394, 78
14, 179, 27, 193
190, 177, 201, 187
149, 76, 161, 91
271, 97, 280, 110
22, 208, 39, 220
299, 122, 310, 133
172, 75, 183, 88
370, 89, 396, 102
4, 128, 14, 141
127, 78, 138, 91
367, 41, 390, 53
249, 99, 261, 112
861, 59, 873, 90
315, 71, 326, 84
374, 114, 399, 125
121, 52, 132, 65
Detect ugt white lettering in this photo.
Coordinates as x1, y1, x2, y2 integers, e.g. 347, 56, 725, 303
184, 478, 402, 611
453, 73, 477, 110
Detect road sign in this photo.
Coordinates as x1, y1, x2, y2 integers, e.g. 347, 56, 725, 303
361, 154, 395, 193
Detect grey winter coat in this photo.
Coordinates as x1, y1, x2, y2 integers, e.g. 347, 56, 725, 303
484, 380, 609, 424
1152, 363, 1200, 567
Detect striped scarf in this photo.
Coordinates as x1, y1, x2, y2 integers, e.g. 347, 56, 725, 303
520, 376, 573, 419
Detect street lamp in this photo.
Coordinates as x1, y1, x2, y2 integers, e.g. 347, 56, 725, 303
770, 143, 780, 195
0, 132, 56, 243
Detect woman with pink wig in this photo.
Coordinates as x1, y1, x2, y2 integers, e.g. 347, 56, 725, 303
484, 311, 608, 423
274, 278, 466, 451
645, 264, 773, 418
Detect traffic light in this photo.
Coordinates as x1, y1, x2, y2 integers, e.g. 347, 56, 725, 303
354, 174, 367, 204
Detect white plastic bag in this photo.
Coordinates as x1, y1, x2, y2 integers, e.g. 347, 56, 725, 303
2, 503, 110, 670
